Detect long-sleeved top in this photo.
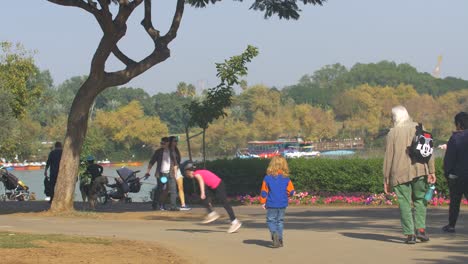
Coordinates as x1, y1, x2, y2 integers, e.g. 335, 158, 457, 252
383, 120, 435, 187
444, 129, 468, 179
148, 148, 171, 175
45, 148, 62, 182
260, 175, 295, 208
86, 163, 104, 180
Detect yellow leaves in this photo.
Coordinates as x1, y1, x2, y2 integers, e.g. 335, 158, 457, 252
294, 104, 338, 140
206, 118, 250, 155
46, 114, 68, 141
243, 84, 281, 116
95, 100, 168, 149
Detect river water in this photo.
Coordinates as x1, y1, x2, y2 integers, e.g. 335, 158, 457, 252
3, 165, 157, 202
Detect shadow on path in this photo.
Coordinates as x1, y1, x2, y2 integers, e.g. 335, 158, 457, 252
166, 228, 225, 234
341, 232, 403, 244
243, 239, 272, 248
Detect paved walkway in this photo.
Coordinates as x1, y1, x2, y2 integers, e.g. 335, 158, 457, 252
1, 204, 467, 264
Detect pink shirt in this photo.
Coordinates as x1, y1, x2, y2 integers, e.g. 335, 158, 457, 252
195, 169, 221, 189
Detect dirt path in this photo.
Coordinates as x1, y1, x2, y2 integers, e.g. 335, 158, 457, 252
1, 203, 468, 264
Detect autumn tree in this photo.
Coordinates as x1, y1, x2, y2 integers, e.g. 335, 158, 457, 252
294, 104, 337, 140
95, 100, 168, 150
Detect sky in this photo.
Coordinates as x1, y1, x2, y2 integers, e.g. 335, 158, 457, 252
1, 0, 468, 95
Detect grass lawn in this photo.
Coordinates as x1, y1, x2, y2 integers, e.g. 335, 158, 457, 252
0, 232, 111, 248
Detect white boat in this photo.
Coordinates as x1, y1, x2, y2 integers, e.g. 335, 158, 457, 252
284, 146, 320, 158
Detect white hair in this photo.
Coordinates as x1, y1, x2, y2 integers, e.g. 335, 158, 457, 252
392, 105, 412, 127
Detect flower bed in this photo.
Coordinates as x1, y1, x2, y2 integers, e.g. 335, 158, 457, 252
228, 191, 468, 207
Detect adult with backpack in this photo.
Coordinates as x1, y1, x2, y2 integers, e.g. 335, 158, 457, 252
442, 112, 468, 233
383, 105, 436, 244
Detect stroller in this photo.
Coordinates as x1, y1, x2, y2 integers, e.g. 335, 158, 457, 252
0, 166, 30, 201
102, 167, 142, 204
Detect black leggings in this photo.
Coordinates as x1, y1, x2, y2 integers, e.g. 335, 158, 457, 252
202, 181, 236, 221
448, 178, 468, 227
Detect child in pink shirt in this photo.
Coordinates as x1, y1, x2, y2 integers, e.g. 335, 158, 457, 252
182, 161, 241, 234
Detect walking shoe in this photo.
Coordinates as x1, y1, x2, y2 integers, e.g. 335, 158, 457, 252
201, 211, 220, 224
279, 239, 283, 247
272, 232, 280, 248
159, 205, 166, 211
416, 228, 430, 242
442, 225, 455, 233
227, 219, 242, 234
152, 203, 160, 210
168, 206, 180, 211
404, 235, 416, 244
180, 205, 192, 211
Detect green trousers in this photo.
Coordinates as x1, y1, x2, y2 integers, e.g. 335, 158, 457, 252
394, 176, 428, 235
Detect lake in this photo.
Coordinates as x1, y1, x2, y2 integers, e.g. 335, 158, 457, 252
4, 165, 157, 202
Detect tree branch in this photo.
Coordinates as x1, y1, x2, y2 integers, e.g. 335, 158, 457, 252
48, 0, 98, 15
140, 0, 160, 42
103, 47, 170, 87
114, 0, 143, 26
97, 0, 113, 26
112, 45, 136, 66
159, 0, 185, 46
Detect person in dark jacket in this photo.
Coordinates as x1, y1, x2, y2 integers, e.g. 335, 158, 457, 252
443, 112, 468, 233
145, 137, 178, 211
44, 141, 63, 202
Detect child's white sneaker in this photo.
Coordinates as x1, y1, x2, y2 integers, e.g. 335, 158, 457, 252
201, 211, 220, 224
227, 219, 242, 233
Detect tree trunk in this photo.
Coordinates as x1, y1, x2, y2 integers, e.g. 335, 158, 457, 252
185, 125, 192, 161
49, 78, 100, 213
202, 128, 206, 168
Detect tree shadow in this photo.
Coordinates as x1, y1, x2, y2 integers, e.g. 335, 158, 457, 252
166, 228, 225, 233
340, 232, 403, 244
240, 208, 402, 233
416, 239, 468, 264
243, 239, 272, 248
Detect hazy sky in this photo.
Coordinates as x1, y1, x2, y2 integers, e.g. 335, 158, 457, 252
2, 1, 467, 95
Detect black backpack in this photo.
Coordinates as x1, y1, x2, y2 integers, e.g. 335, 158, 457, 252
408, 123, 434, 164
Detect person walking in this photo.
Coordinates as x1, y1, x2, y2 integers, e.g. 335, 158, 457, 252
442, 112, 468, 233
182, 161, 242, 233
44, 141, 63, 202
383, 105, 436, 244
168, 136, 191, 210
260, 156, 295, 248
145, 137, 178, 211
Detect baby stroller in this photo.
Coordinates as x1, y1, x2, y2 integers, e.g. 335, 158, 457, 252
0, 166, 30, 201
103, 167, 142, 204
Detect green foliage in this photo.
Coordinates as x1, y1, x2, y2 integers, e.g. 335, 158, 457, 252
198, 158, 448, 196
95, 86, 151, 113
186, 0, 325, 20
55, 75, 87, 112
0, 42, 43, 118
188, 45, 259, 130
284, 61, 468, 108
0, 89, 15, 145
152, 92, 192, 133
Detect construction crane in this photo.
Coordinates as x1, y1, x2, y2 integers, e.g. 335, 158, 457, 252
432, 55, 443, 78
